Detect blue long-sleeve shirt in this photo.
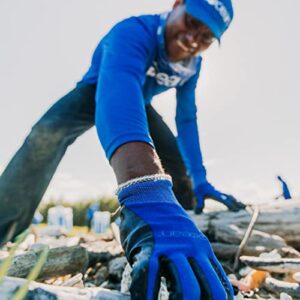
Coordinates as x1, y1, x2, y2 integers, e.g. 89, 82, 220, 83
79, 14, 207, 188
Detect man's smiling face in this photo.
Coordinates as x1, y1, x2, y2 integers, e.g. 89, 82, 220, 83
165, 0, 216, 62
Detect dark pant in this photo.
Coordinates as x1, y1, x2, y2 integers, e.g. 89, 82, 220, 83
146, 106, 194, 209
0, 84, 194, 239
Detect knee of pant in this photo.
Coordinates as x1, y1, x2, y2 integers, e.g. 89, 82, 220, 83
25, 121, 69, 152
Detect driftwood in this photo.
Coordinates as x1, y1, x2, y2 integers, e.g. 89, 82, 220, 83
210, 242, 273, 260
264, 277, 300, 298
240, 256, 300, 273
0, 245, 88, 280
214, 224, 287, 250
202, 222, 287, 260
0, 276, 130, 300
82, 239, 123, 267
233, 207, 260, 270
190, 201, 300, 261
218, 202, 300, 248
61, 273, 83, 287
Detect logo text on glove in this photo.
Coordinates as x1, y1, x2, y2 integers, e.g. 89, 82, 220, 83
157, 230, 205, 239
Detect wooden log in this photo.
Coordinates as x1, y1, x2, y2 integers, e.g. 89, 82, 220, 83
264, 277, 300, 298
211, 245, 296, 262
210, 243, 273, 260
211, 243, 238, 260
0, 276, 130, 300
191, 201, 300, 249
0, 245, 88, 280
240, 256, 300, 273
81, 239, 123, 267
213, 224, 287, 251
61, 273, 83, 287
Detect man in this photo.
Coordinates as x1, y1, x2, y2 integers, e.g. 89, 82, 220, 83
0, 0, 245, 298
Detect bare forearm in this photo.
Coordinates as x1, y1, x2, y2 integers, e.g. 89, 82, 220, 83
110, 142, 164, 184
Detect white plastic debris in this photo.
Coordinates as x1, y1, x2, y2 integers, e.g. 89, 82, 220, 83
47, 205, 73, 232
91, 211, 111, 234
280, 292, 293, 300
121, 263, 169, 300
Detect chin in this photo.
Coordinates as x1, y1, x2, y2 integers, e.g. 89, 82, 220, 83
168, 53, 180, 62
167, 46, 190, 62
167, 42, 196, 62
169, 52, 192, 62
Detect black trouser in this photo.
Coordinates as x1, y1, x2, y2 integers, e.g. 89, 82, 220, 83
0, 83, 194, 242
146, 106, 194, 209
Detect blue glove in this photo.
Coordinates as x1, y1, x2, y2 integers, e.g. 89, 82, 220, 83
194, 181, 246, 214
117, 176, 234, 300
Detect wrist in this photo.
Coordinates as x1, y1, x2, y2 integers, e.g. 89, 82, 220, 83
192, 174, 208, 190
194, 180, 210, 191
116, 174, 176, 206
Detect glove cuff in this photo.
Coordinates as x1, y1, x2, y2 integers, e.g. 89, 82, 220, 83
116, 174, 176, 206
116, 174, 172, 194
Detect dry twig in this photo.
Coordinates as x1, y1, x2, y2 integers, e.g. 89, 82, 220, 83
233, 207, 260, 271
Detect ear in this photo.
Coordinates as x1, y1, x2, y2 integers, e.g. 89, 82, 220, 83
173, 0, 184, 9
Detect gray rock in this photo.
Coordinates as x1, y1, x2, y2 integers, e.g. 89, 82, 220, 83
100, 281, 121, 291
95, 266, 109, 286
108, 257, 128, 282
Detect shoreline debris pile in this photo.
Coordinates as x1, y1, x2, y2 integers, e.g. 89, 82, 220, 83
0, 200, 299, 299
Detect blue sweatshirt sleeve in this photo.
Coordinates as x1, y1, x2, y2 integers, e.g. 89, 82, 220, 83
175, 65, 207, 188
95, 17, 156, 160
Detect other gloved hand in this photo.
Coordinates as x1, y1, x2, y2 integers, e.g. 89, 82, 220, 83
194, 181, 246, 214
117, 175, 233, 300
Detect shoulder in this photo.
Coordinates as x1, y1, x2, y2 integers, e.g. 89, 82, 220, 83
117, 15, 160, 34
105, 15, 160, 50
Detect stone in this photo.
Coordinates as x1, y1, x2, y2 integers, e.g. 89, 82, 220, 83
108, 257, 128, 282
95, 266, 109, 286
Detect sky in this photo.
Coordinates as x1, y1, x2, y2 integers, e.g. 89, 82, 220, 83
0, 0, 299, 204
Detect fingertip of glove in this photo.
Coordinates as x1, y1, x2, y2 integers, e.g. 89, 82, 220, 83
130, 252, 160, 300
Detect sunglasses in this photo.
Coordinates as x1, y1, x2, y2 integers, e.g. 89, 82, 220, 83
184, 13, 216, 45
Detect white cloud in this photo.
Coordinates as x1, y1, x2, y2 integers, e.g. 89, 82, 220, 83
43, 172, 115, 203
230, 179, 276, 205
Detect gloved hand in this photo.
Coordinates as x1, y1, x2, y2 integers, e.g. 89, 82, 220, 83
117, 175, 233, 300
194, 181, 246, 214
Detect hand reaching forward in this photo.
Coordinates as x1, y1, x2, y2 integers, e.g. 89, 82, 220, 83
194, 181, 246, 215
117, 176, 234, 300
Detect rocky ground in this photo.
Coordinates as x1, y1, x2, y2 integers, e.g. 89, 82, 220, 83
1, 201, 300, 299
